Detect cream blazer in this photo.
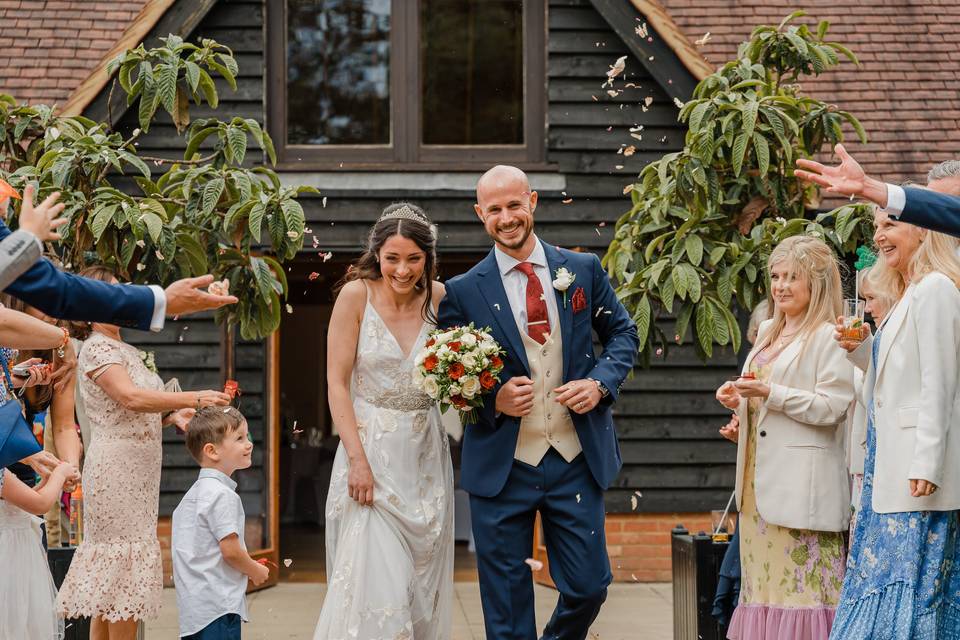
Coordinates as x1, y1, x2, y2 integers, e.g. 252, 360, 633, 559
846, 370, 867, 477
735, 320, 855, 532
848, 272, 960, 513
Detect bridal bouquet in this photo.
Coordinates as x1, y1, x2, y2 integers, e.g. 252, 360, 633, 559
414, 324, 505, 425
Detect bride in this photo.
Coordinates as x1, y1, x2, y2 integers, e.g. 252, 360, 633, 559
313, 203, 454, 639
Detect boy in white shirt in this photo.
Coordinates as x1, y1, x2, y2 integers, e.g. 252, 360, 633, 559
173, 407, 269, 639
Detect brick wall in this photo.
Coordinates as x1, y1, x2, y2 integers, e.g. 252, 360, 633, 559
606, 512, 714, 583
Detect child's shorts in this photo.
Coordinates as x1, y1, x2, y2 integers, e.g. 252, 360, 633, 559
183, 613, 241, 640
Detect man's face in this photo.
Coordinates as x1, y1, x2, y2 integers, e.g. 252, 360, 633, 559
928, 175, 960, 197
474, 173, 538, 253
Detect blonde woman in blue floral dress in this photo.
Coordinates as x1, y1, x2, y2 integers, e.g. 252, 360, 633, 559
717, 236, 855, 640
830, 205, 960, 639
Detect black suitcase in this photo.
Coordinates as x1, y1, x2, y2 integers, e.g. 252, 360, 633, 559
48, 546, 91, 640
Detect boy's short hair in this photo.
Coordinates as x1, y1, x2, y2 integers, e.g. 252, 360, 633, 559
185, 406, 246, 464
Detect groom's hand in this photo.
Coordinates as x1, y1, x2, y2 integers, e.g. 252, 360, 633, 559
554, 379, 602, 414
496, 376, 534, 417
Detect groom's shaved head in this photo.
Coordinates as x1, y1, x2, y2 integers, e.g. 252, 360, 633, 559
476, 165, 530, 202
475, 165, 538, 257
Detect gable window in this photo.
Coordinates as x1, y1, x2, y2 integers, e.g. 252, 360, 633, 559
267, 0, 546, 167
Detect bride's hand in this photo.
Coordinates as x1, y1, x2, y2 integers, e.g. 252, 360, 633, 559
348, 456, 375, 506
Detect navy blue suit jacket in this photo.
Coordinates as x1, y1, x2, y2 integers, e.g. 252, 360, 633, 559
438, 242, 638, 497
0, 220, 155, 329
898, 186, 960, 239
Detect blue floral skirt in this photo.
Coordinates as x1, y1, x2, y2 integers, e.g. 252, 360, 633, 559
829, 412, 960, 639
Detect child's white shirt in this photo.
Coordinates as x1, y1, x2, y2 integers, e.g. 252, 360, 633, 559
172, 468, 249, 637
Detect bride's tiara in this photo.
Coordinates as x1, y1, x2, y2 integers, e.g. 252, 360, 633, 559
378, 205, 429, 226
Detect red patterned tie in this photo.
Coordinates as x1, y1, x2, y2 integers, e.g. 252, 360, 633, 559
515, 262, 551, 344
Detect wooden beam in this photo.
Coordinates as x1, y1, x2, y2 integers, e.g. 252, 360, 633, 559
64, 0, 221, 124
629, 0, 714, 82
587, 0, 704, 100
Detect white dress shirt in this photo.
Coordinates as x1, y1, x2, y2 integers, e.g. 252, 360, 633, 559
884, 183, 907, 217
494, 237, 560, 339
172, 468, 249, 637
148, 285, 166, 331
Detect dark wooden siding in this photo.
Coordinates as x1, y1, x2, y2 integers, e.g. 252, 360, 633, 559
115, 0, 268, 517
105, 0, 736, 516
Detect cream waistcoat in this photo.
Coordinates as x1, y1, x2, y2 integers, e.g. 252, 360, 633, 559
515, 328, 582, 466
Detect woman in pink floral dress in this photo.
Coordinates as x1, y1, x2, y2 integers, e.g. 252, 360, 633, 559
56, 266, 231, 640
716, 237, 855, 640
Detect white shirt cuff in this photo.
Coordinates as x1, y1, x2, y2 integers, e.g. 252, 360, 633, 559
885, 183, 906, 217
148, 285, 166, 332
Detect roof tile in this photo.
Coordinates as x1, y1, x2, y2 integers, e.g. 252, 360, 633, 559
659, 0, 960, 188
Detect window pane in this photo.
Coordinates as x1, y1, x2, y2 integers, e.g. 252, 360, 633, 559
421, 0, 524, 146
286, 0, 391, 145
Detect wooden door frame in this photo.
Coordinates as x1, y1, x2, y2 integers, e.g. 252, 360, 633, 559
248, 330, 281, 591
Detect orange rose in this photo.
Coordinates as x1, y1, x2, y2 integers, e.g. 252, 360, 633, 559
490, 355, 503, 369
448, 362, 465, 380
479, 370, 496, 390
425, 338, 436, 347
451, 394, 467, 409
448, 341, 461, 353
424, 355, 439, 372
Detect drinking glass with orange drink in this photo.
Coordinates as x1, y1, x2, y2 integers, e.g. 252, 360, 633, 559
842, 298, 866, 341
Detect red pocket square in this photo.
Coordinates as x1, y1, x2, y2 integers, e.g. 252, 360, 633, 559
571, 287, 587, 313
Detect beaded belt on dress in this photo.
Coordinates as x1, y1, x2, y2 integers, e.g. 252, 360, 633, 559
357, 388, 435, 411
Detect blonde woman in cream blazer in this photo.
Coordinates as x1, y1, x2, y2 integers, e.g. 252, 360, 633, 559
829, 195, 960, 640
736, 319, 855, 532
717, 236, 854, 640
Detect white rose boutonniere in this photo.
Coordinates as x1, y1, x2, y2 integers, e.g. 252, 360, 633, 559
553, 267, 576, 308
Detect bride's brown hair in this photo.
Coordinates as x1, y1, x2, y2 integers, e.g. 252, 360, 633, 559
340, 202, 438, 322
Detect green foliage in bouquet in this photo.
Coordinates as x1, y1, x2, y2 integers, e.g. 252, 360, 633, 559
603, 12, 875, 364
0, 34, 316, 340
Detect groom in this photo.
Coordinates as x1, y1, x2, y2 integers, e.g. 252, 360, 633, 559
439, 166, 638, 639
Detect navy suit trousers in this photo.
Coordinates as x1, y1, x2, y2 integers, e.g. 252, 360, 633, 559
470, 449, 610, 640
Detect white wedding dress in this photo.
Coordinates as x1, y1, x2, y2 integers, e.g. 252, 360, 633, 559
313, 300, 454, 640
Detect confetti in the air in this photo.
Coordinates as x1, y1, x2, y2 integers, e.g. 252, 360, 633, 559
283, 559, 293, 567
286, 304, 293, 314
623, 146, 637, 157
322, 197, 328, 207
309, 272, 320, 281
636, 21, 649, 38
695, 32, 712, 46
576, 493, 582, 503
562, 198, 573, 204
525, 558, 544, 571
606, 55, 627, 79
673, 97, 685, 109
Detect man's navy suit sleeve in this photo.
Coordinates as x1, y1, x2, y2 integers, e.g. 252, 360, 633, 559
899, 187, 960, 239
0, 219, 155, 330
586, 254, 638, 404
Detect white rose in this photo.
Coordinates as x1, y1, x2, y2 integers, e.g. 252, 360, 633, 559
422, 376, 440, 399
436, 344, 451, 359
411, 367, 425, 384
481, 340, 498, 355
460, 333, 477, 347
552, 267, 575, 291
461, 353, 478, 370
435, 331, 455, 344
449, 383, 462, 396
460, 376, 481, 399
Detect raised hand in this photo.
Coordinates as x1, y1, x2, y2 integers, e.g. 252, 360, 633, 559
794, 144, 890, 207
164, 275, 239, 317
17, 184, 68, 241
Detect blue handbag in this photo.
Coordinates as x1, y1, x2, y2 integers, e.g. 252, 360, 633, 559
0, 352, 40, 468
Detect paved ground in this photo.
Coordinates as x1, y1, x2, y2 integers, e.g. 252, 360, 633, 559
147, 582, 673, 639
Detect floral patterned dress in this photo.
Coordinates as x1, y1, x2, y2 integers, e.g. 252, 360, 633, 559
829, 328, 960, 639
56, 333, 165, 622
728, 348, 847, 640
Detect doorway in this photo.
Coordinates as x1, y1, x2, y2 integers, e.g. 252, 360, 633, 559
276, 253, 483, 583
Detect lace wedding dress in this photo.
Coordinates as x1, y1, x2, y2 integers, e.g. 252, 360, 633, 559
313, 300, 454, 640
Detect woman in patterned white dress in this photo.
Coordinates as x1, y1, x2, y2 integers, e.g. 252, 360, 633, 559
314, 203, 454, 640
55, 266, 231, 640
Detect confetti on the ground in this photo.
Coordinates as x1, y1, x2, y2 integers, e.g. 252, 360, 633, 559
562, 198, 573, 204
615, 164, 624, 170
695, 32, 712, 46
283, 559, 293, 567
525, 558, 544, 571
644, 96, 654, 108
630, 133, 643, 141
631, 495, 638, 510
322, 197, 328, 207
623, 146, 636, 157
606, 89, 620, 98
